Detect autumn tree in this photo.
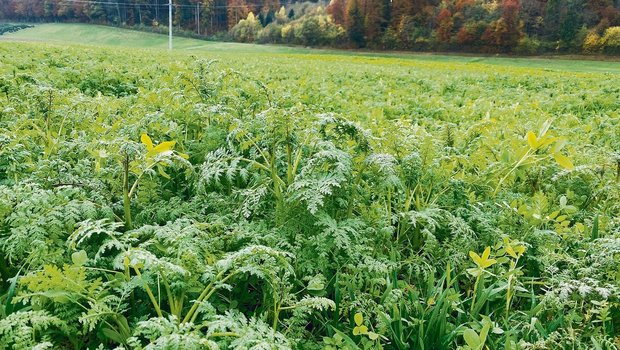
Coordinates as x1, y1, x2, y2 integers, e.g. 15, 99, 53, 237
327, 0, 347, 25
346, 0, 366, 46
227, 0, 250, 29
391, 0, 414, 28
362, 0, 390, 43
437, 8, 454, 43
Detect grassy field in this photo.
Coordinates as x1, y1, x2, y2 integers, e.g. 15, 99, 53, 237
0, 23, 619, 350
3, 23, 620, 74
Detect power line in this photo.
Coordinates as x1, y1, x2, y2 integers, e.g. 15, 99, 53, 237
56, 0, 256, 9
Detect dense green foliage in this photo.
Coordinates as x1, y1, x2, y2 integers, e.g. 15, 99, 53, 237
0, 42, 619, 349
0, 23, 32, 35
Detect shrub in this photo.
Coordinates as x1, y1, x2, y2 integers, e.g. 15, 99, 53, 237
230, 12, 262, 43
583, 32, 603, 53
281, 14, 345, 46
515, 35, 542, 55
257, 22, 283, 44
600, 26, 620, 54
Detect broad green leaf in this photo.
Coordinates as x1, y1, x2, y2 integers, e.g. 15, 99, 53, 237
71, 250, 88, 266
5, 272, 18, 315
559, 195, 567, 208
463, 328, 480, 349
308, 279, 325, 291
505, 245, 517, 259
553, 153, 574, 170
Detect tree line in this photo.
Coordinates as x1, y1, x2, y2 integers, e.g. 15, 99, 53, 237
1, 0, 620, 54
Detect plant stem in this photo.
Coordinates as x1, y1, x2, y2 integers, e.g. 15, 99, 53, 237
182, 271, 233, 324
471, 273, 482, 314
133, 267, 163, 318
494, 149, 532, 196
122, 153, 132, 230
208, 332, 239, 338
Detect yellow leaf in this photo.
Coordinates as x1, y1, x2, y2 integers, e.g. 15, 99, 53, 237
576, 222, 585, 232
515, 246, 525, 255
140, 133, 154, 150
526, 131, 538, 149
553, 153, 574, 171
354, 313, 363, 327
505, 245, 517, 259
538, 136, 557, 149
469, 251, 482, 267
481, 246, 491, 261
481, 258, 497, 268
152, 141, 176, 154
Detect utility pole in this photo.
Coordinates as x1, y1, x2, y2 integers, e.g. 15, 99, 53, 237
196, 3, 200, 36
168, 0, 172, 50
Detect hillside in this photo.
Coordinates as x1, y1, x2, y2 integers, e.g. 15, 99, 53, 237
3, 23, 620, 74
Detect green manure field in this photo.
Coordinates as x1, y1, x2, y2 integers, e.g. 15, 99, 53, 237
0, 25, 619, 350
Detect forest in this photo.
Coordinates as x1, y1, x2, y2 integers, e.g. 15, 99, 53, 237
1, 0, 620, 53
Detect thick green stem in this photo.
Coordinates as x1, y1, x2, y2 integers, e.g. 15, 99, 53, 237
208, 332, 239, 338
161, 274, 182, 318
133, 267, 163, 318
346, 162, 367, 218
189, 273, 234, 323
122, 154, 132, 230
182, 271, 232, 324
273, 301, 280, 330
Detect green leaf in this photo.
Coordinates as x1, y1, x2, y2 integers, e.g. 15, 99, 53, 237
553, 153, 574, 170
5, 272, 19, 315
463, 328, 480, 349
308, 278, 325, 291
559, 195, 567, 208
591, 215, 599, 240
157, 164, 171, 179
102, 328, 126, 344
71, 250, 88, 266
